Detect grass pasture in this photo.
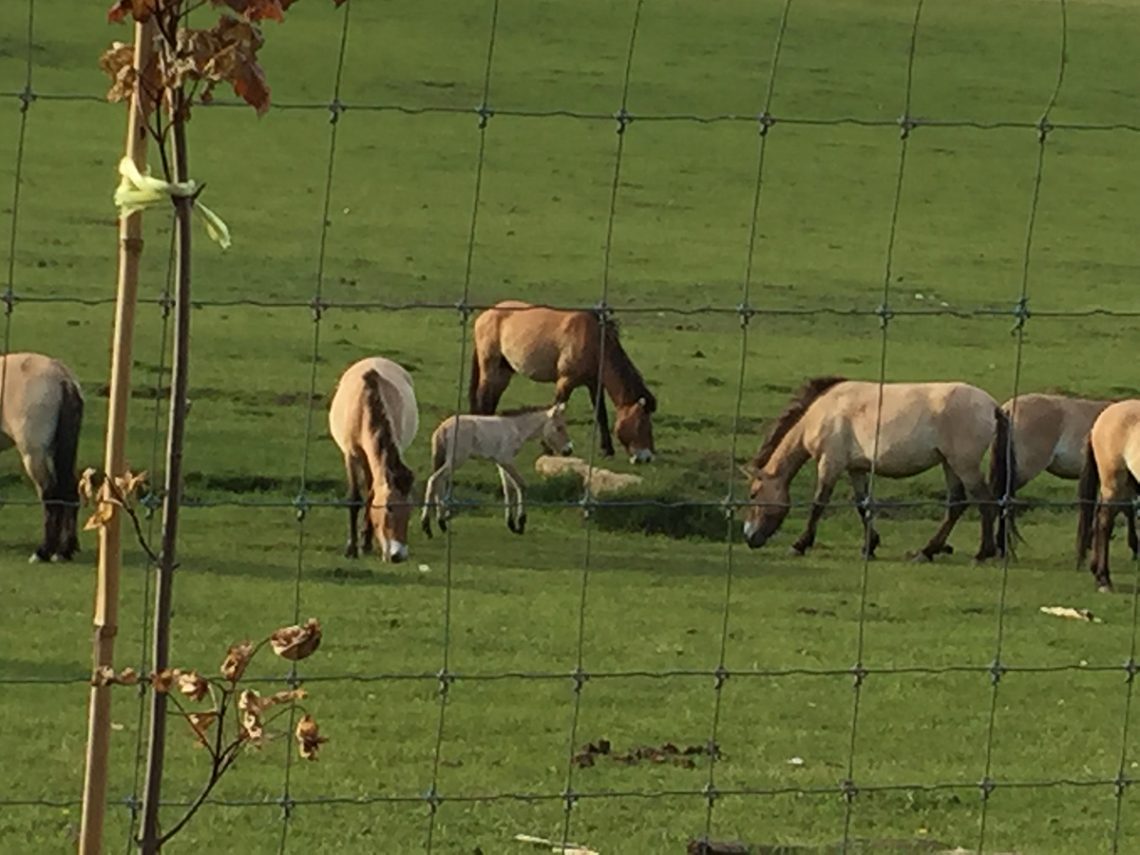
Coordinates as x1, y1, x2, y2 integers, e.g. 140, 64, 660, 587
3, 0, 1140, 852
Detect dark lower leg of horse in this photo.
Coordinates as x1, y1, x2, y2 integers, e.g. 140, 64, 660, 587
34, 502, 60, 563
57, 507, 79, 560
917, 496, 967, 561
344, 497, 361, 558
973, 492, 999, 562
1128, 510, 1139, 559
590, 384, 614, 457
1092, 507, 1117, 592
857, 512, 881, 559
791, 502, 828, 555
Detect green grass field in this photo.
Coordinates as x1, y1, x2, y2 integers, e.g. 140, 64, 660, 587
4, 0, 1140, 852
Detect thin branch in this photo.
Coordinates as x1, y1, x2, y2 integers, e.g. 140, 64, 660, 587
152, 750, 239, 847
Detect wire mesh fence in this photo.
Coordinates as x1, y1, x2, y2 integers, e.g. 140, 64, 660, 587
3, 0, 1140, 851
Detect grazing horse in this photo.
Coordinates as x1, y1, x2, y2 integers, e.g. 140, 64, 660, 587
329, 357, 418, 563
740, 377, 1015, 562
1000, 392, 1134, 553
420, 402, 573, 537
469, 300, 657, 463
1076, 399, 1140, 592
0, 352, 84, 563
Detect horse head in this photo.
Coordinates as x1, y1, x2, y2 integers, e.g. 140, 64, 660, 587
615, 396, 655, 464
540, 402, 574, 456
739, 463, 791, 548
370, 458, 415, 563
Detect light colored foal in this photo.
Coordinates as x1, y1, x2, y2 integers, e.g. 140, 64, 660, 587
421, 403, 572, 536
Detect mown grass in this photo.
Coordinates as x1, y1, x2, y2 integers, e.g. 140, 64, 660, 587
2, 0, 1140, 852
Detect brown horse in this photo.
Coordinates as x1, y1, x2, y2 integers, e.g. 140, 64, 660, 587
469, 300, 657, 462
1001, 392, 1134, 553
0, 352, 84, 562
328, 357, 418, 563
740, 377, 1015, 561
1076, 399, 1140, 592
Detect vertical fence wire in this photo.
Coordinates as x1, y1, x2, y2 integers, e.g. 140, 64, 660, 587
840, 0, 925, 847
0, 0, 35, 443
423, 1, 501, 850
275, 4, 353, 852
700, 0, 794, 843
977, 1, 1069, 849
558, 0, 644, 847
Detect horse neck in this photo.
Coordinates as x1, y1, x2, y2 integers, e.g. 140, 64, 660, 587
512, 410, 549, 446
600, 346, 639, 407
762, 421, 811, 482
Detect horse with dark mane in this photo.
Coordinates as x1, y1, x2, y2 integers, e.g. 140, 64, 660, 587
329, 356, 418, 563
1, 352, 84, 562
740, 377, 1017, 562
469, 300, 657, 463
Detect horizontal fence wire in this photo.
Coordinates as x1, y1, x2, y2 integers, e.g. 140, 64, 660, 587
4, 0, 1140, 851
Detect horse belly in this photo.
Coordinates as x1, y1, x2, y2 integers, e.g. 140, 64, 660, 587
849, 421, 943, 478
501, 338, 561, 382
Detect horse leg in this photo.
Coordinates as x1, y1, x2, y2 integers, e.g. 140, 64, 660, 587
475, 359, 513, 414
849, 471, 881, 559
342, 453, 364, 558
420, 466, 445, 538
586, 379, 615, 457
1091, 501, 1118, 592
790, 458, 841, 556
1128, 505, 1139, 560
499, 461, 528, 534
496, 464, 518, 533
21, 450, 58, 563
914, 466, 969, 562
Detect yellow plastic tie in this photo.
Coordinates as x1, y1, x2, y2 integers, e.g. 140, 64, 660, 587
113, 156, 231, 250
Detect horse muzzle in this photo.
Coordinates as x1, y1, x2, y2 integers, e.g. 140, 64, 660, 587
385, 541, 409, 563
629, 448, 654, 464
742, 520, 769, 549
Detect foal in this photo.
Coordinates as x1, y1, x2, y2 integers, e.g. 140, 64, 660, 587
421, 402, 573, 537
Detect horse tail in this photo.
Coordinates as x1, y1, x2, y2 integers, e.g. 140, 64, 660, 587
1076, 437, 1099, 567
468, 346, 482, 413
49, 378, 84, 503
989, 405, 1020, 555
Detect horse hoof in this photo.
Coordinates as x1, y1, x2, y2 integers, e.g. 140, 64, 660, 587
1098, 584, 1114, 594
940, 544, 955, 555
343, 544, 358, 559
788, 545, 806, 557
28, 553, 43, 564
908, 551, 933, 563
516, 514, 527, 535
420, 519, 433, 539
438, 518, 448, 533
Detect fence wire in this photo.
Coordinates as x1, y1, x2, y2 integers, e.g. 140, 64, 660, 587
2, 0, 1139, 853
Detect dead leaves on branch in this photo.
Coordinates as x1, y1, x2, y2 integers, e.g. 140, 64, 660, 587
104, 0, 347, 115
270, 618, 322, 661
295, 714, 327, 761
80, 467, 149, 532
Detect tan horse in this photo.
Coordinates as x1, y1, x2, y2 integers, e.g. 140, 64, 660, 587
741, 377, 1015, 561
1001, 392, 1134, 552
0, 352, 84, 563
1076, 399, 1140, 592
470, 300, 657, 463
329, 357, 418, 563
420, 402, 573, 537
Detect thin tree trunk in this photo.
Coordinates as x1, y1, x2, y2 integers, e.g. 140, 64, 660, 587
138, 87, 193, 854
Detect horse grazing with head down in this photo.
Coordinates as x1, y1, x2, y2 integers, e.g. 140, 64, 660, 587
0, 352, 84, 563
1076, 399, 1140, 593
329, 356, 418, 564
740, 377, 1017, 562
469, 300, 657, 463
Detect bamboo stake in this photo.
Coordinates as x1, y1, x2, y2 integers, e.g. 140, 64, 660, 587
79, 18, 155, 855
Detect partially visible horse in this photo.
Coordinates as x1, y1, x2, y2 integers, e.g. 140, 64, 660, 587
1000, 392, 1133, 553
1076, 399, 1140, 592
469, 300, 657, 463
421, 402, 573, 537
0, 352, 84, 562
740, 377, 1016, 562
329, 357, 418, 563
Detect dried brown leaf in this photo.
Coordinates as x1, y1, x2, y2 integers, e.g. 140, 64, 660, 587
238, 689, 265, 743
107, 0, 160, 23
150, 668, 182, 694
186, 711, 218, 747
177, 670, 211, 703
295, 714, 327, 761
270, 618, 321, 661
221, 641, 255, 682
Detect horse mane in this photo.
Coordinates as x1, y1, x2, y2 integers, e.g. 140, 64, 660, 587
361, 369, 414, 494
751, 375, 848, 470
498, 404, 551, 417
601, 322, 657, 412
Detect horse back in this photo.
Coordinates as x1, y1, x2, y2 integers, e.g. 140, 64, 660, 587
0, 352, 81, 449
479, 300, 592, 381
329, 356, 419, 454
1090, 400, 1140, 485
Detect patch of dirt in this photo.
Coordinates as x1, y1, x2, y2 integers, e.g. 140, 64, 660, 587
572, 738, 719, 770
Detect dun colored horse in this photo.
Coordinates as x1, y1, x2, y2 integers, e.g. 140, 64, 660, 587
329, 356, 418, 563
469, 300, 657, 463
1076, 399, 1140, 592
421, 402, 573, 537
740, 377, 1015, 561
0, 352, 84, 562
1001, 392, 1134, 552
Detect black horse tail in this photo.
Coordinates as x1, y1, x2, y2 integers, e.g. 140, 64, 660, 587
49, 379, 84, 504
989, 406, 1020, 556
468, 347, 482, 413
1076, 437, 1099, 568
